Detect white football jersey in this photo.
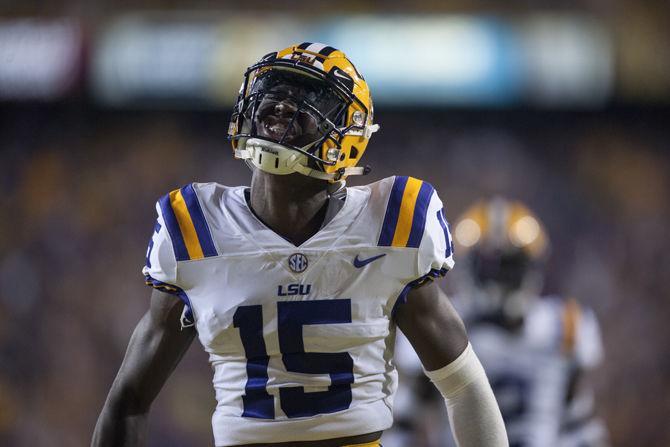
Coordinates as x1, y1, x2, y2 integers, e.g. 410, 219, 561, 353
461, 296, 605, 447
390, 296, 606, 447
141, 176, 454, 446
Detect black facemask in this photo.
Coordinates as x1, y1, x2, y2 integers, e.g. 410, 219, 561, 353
240, 70, 348, 151
470, 249, 531, 291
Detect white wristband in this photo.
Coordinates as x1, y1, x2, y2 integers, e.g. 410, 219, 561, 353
423, 343, 487, 399
424, 343, 509, 447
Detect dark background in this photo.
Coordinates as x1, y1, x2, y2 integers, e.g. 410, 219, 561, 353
1, 1, 669, 446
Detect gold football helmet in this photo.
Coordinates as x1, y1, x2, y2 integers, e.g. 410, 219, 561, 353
228, 42, 379, 182
453, 197, 550, 322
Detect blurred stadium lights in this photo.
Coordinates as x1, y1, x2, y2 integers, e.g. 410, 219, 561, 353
321, 16, 524, 106
520, 15, 613, 107
0, 19, 82, 100
92, 17, 222, 105
89, 13, 615, 108
0, 12, 650, 108
91, 15, 311, 106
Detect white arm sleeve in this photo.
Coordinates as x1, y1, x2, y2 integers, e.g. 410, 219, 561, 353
424, 343, 508, 447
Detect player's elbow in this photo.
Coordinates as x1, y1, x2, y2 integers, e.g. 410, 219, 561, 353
437, 307, 467, 341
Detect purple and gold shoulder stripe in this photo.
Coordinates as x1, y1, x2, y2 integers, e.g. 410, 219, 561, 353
437, 208, 455, 258
378, 176, 435, 248
158, 183, 218, 261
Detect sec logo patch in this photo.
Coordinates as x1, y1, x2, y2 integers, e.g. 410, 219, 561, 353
288, 253, 308, 273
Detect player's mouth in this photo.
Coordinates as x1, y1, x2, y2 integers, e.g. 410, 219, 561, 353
262, 116, 301, 142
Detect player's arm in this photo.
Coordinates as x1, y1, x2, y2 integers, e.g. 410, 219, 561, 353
91, 289, 196, 447
395, 281, 508, 447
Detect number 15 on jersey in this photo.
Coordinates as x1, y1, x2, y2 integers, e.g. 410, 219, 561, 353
233, 299, 354, 419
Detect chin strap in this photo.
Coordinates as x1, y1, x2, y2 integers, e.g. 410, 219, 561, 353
234, 148, 251, 159
286, 153, 366, 181
364, 123, 380, 139
235, 138, 368, 182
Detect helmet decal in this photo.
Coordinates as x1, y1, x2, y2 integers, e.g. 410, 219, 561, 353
328, 67, 355, 92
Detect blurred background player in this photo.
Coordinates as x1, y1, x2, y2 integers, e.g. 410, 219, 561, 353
386, 198, 608, 447
452, 198, 608, 447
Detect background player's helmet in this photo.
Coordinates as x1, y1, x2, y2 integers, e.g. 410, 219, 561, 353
453, 197, 550, 323
228, 42, 379, 182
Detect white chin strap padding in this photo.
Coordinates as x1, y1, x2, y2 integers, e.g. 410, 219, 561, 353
235, 138, 307, 175
235, 138, 366, 181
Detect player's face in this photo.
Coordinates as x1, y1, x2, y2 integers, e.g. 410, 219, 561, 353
254, 88, 320, 147
471, 249, 530, 292
249, 72, 346, 149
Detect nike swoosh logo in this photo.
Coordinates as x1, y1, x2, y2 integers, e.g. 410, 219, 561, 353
353, 253, 386, 268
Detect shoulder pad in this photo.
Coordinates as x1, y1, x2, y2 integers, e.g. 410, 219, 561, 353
378, 175, 436, 248
560, 298, 604, 368
156, 183, 219, 261
143, 202, 177, 286
376, 175, 454, 277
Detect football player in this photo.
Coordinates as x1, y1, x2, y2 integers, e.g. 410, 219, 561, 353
92, 43, 507, 447
450, 198, 609, 447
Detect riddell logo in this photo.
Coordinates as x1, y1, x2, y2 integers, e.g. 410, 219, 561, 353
260, 147, 279, 155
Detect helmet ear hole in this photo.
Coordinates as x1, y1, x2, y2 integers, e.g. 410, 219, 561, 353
349, 146, 359, 159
